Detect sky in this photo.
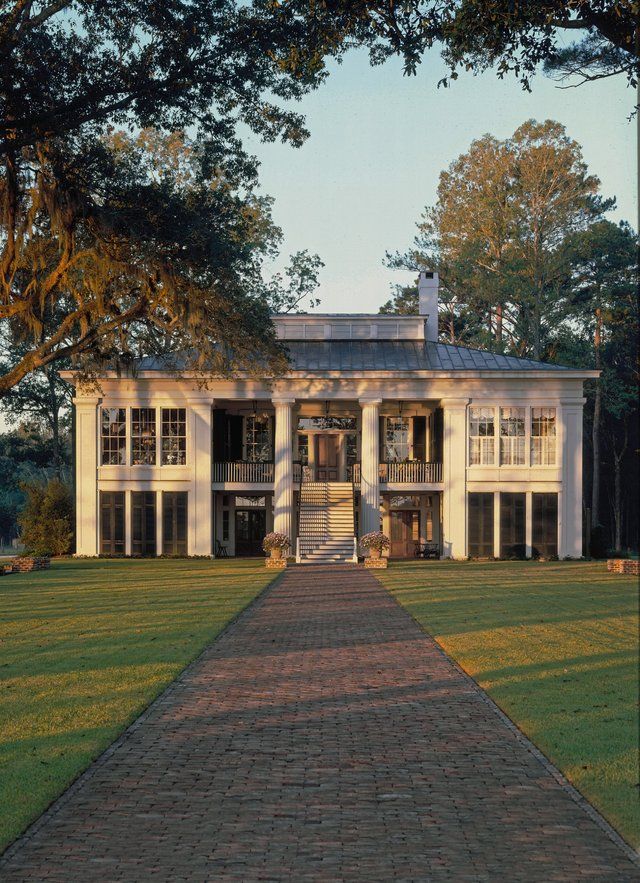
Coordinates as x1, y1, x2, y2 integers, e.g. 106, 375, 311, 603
243, 48, 637, 315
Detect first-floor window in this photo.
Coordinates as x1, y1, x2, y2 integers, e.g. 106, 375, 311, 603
162, 491, 188, 555
245, 415, 272, 461
532, 493, 558, 558
131, 408, 156, 465
161, 408, 186, 465
131, 491, 156, 556
469, 407, 495, 465
100, 491, 125, 554
297, 433, 309, 465
500, 493, 525, 558
101, 408, 126, 465
385, 417, 410, 461
500, 408, 525, 465
468, 492, 494, 557
531, 407, 556, 465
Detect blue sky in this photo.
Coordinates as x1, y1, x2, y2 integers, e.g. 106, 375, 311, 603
244, 49, 637, 315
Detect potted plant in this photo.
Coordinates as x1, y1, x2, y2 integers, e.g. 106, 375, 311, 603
360, 531, 390, 561
262, 532, 291, 563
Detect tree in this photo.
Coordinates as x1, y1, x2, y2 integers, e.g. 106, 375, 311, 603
385, 120, 612, 358
18, 479, 74, 556
0, 128, 323, 393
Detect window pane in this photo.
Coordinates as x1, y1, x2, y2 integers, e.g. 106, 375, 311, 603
385, 417, 410, 461
101, 408, 126, 465
531, 407, 556, 465
500, 407, 525, 465
245, 416, 272, 462
161, 408, 186, 465
131, 408, 156, 465
469, 408, 495, 465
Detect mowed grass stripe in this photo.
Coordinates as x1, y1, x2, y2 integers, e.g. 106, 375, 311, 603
0, 558, 275, 852
377, 560, 639, 848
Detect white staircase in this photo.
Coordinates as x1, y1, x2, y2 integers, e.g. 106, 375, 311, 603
297, 482, 356, 563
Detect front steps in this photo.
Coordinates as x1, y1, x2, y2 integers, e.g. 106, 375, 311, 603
298, 481, 356, 564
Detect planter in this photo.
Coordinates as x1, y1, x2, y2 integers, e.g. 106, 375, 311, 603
369, 547, 381, 560
270, 547, 283, 561
365, 556, 387, 569
607, 559, 639, 575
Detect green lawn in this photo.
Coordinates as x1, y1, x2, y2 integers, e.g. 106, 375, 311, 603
377, 560, 639, 848
0, 557, 275, 852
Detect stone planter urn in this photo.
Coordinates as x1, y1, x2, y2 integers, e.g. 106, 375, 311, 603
263, 532, 290, 569
369, 547, 381, 560
360, 532, 390, 569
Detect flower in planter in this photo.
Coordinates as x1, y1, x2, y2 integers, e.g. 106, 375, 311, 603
360, 531, 390, 554
262, 532, 291, 556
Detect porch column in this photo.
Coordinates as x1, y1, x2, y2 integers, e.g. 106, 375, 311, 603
560, 399, 584, 558
273, 397, 295, 542
441, 398, 469, 559
189, 399, 214, 556
74, 395, 100, 556
359, 397, 382, 538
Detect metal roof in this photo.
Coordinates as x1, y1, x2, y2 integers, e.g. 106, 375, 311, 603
282, 340, 570, 372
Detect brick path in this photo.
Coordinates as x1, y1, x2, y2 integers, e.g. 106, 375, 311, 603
2, 565, 638, 881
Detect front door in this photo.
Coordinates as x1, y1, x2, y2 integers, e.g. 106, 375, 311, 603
235, 509, 266, 557
390, 510, 419, 558
315, 434, 339, 481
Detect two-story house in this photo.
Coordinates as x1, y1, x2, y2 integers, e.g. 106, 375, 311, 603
65, 272, 594, 562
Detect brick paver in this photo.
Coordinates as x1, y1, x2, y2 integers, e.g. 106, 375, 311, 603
2, 565, 638, 881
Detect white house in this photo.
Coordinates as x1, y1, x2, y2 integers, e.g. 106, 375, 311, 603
63, 272, 595, 562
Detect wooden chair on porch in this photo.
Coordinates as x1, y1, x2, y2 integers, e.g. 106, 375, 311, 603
216, 540, 229, 558
414, 541, 440, 560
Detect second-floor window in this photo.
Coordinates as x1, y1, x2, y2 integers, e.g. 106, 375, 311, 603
245, 415, 272, 462
131, 408, 156, 465
531, 407, 556, 465
101, 408, 126, 465
161, 408, 186, 465
500, 407, 525, 465
385, 417, 410, 461
469, 407, 495, 465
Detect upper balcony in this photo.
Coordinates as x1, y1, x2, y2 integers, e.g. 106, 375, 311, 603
211, 460, 443, 488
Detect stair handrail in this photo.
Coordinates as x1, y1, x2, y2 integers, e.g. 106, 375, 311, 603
352, 535, 358, 564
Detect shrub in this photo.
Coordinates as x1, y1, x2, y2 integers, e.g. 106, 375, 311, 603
19, 479, 74, 556
360, 531, 390, 552
262, 532, 290, 552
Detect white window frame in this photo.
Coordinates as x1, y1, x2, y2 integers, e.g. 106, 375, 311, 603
131, 407, 157, 465
244, 415, 272, 462
531, 407, 556, 466
100, 407, 127, 465
500, 407, 526, 466
385, 416, 411, 462
469, 407, 495, 466
161, 408, 187, 466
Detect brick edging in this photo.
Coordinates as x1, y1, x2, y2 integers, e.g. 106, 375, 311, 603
373, 573, 640, 869
0, 568, 286, 865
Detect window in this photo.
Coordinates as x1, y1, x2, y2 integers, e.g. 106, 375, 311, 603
100, 491, 125, 554
162, 491, 188, 555
468, 493, 494, 557
298, 416, 356, 431
389, 495, 421, 508
500, 493, 526, 559
131, 408, 156, 465
222, 509, 229, 541
532, 493, 558, 558
500, 407, 525, 465
531, 407, 556, 465
234, 495, 266, 508
469, 407, 495, 465
161, 408, 186, 465
297, 434, 309, 465
385, 417, 410, 461
245, 415, 271, 462
101, 408, 126, 465
131, 491, 156, 556
345, 434, 358, 467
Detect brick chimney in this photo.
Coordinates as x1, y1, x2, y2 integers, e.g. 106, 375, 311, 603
418, 270, 438, 342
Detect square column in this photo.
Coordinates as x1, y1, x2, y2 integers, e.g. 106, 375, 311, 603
73, 395, 100, 556
273, 397, 295, 543
359, 398, 381, 538
441, 398, 469, 559
189, 400, 214, 556
560, 400, 584, 558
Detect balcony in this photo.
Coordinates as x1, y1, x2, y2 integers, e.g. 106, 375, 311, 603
351, 462, 442, 484
212, 461, 303, 484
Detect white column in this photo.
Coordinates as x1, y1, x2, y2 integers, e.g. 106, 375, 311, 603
189, 400, 213, 556
441, 398, 469, 559
359, 398, 381, 539
74, 395, 100, 556
273, 397, 295, 542
560, 400, 584, 558
525, 491, 533, 558
493, 491, 501, 559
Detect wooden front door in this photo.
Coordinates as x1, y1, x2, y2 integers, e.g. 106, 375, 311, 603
315, 434, 339, 481
390, 510, 419, 558
235, 509, 266, 557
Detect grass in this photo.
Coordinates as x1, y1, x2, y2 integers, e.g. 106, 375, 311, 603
0, 557, 276, 853
377, 560, 639, 848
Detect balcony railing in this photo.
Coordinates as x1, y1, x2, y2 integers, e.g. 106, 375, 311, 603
351, 461, 442, 484
212, 461, 302, 483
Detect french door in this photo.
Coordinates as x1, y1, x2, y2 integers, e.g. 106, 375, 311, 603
315, 435, 339, 481
131, 491, 156, 556
100, 491, 125, 555
162, 491, 188, 555
390, 510, 419, 558
235, 510, 267, 557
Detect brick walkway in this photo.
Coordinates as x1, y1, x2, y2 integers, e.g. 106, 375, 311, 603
2, 566, 638, 881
